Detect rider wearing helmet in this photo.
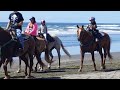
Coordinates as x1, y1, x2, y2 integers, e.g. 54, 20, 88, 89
88, 17, 99, 38
89, 17, 102, 51
89, 17, 97, 29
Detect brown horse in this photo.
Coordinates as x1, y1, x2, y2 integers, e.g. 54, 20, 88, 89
16, 35, 53, 73
0, 28, 35, 79
33, 36, 54, 72
76, 25, 112, 72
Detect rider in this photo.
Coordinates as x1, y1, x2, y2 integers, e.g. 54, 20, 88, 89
89, 17, 101, 50
6, 11, 24, 51
89, 17, 97, 29
88, 17, 101, 40
24, 17, 38, 40
39, 20, 48, 42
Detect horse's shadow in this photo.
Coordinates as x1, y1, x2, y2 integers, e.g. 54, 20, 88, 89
34, 68, 66, 73
34, 77, 61, 79
0, 75, 62, 79
101, 68, 120, 72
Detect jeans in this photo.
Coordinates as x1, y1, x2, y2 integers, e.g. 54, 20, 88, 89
16, 29, 24, 48
43, 33, 47, 41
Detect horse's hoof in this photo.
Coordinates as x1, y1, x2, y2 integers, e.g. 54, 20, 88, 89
100, 66, 105, 70
95, 69, 97, 71
34, 67, 37, 72
4, 75, 10, 79
25, 75, 30, 79
7, 71, 11, 73
40, 68, 43, 71
16, 69, 21, 73
57, 66, 60, 69
48, 67, 51, 70
78, 69, 82, 72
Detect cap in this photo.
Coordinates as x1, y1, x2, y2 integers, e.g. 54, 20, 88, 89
29, 17, 35, 21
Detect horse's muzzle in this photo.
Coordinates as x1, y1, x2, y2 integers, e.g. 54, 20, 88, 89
77, 36, 80, 41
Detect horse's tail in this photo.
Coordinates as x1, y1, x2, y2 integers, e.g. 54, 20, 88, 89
106, 35, 113, 59
61, 43, 71, 58
45, 46, 53, 63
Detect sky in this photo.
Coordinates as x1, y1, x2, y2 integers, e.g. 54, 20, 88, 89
0, 11, 120, 23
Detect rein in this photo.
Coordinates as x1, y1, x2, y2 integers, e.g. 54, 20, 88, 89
0, 39, 14, 56
0, 39, 14, 48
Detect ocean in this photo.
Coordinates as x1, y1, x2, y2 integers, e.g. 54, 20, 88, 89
1, 22, 120, 56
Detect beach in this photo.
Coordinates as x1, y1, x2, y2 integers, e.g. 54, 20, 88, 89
0, 22, 120, 79
0, 52, 120, 79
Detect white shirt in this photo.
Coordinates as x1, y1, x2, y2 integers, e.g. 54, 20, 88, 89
39, 24, 47, 34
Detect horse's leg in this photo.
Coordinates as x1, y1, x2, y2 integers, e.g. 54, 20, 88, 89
35, 52, 45, 72
3, 59, 10, 79
91, 52, 97, 71
98, 48, 104, 69
50, 49, 54, 61
78, 51, 85, 72
20, 56, 29, 77
48, 49, 53, 69
16, 57, 21, 73
35, 62, 39, 72
28, 54, 34, 77
103, 48, 107, 69
56, 48, 61, 68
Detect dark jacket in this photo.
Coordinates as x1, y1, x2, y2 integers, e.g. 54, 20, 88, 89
91, 21, 97, 29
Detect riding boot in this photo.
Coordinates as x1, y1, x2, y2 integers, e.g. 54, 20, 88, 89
17, 39, 24, 53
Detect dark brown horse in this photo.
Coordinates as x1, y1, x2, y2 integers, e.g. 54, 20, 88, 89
0, 27, 35, 79
76, 25, 112, 72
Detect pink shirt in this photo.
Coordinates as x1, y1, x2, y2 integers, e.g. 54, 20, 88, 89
25, 22, 38, 36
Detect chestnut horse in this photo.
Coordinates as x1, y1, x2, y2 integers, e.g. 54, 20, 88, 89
76, 25, 112, 72
0, 27, 35, 79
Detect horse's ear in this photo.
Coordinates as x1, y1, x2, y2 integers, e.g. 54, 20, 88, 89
77, 25, 79, 28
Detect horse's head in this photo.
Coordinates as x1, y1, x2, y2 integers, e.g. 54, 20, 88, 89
76, 25, 85, 41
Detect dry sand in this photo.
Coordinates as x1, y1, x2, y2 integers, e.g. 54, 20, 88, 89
0, 52, 120, 79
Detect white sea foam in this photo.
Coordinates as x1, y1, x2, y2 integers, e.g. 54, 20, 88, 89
48, 28, 120, 35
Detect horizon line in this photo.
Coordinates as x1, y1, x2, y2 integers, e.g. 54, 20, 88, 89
0, 22, 120, 24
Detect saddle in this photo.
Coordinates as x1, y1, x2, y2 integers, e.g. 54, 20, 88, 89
21, 34, 30, 40
12, 34, 30, 57
88, 29, 103, 41
38, 33, 55, 43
